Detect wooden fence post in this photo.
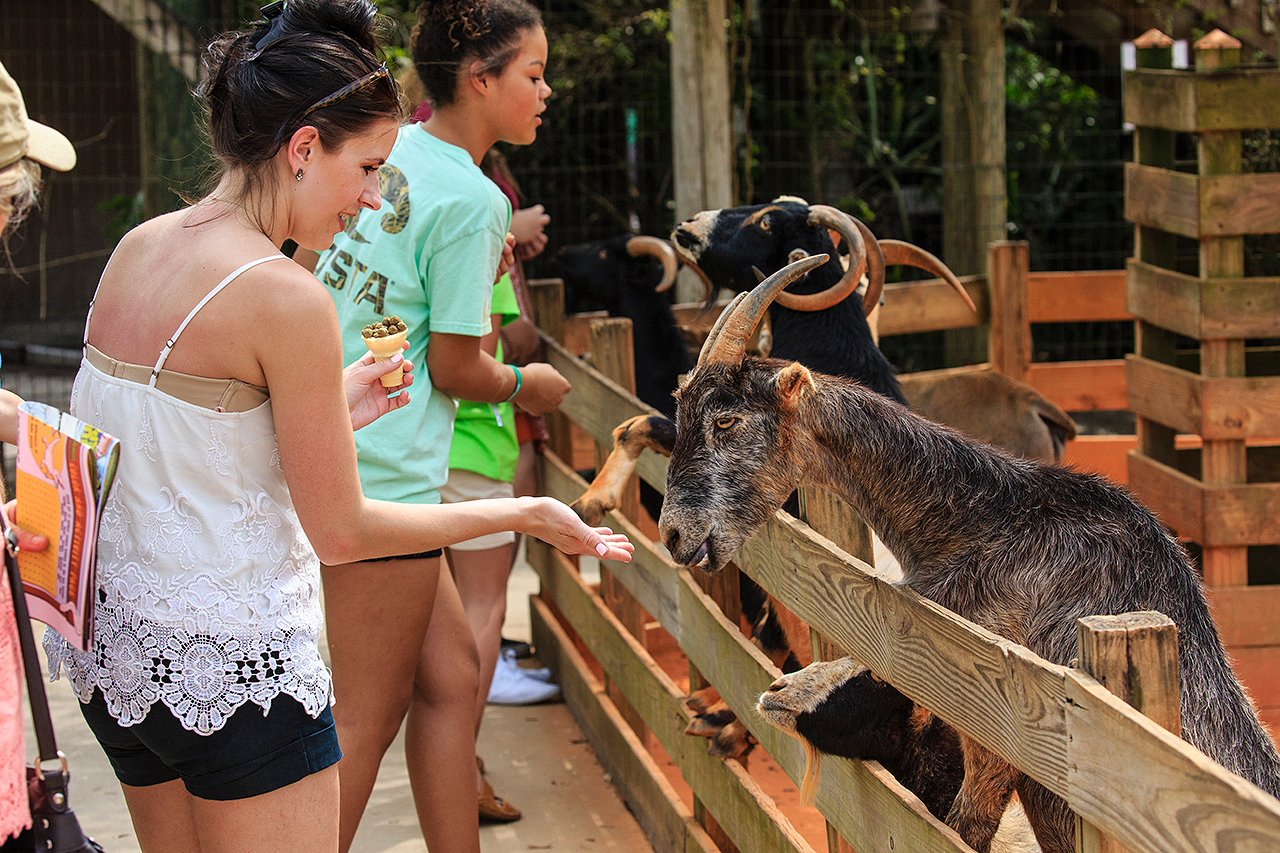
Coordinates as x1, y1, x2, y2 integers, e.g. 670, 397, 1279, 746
794, 487, 874, 853
987, 241, 1031, 382
587, 318, 652, 747
527, 278, 574, 467
1128, 30, 1179, 472
1193, 31, 1249, 587
1075, 612, 1181, 853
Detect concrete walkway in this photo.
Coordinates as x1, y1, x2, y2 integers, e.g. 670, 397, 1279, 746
29, 554, 654, 853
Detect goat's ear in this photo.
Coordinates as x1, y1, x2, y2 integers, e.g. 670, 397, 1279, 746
776, 362, 815, 411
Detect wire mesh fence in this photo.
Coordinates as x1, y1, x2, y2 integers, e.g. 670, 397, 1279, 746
2, 0, 1165, 376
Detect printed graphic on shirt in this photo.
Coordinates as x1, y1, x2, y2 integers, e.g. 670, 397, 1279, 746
322, 164, 410, 316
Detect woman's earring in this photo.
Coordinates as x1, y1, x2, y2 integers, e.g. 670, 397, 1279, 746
295, 168, 304, 182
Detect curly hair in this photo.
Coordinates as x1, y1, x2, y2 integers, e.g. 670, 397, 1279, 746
411, 0, 542, 109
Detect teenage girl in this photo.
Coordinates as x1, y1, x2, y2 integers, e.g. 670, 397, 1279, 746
47, 2, 631, 852
312, 1, 564, 851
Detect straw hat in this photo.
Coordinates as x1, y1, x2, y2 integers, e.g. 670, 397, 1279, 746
0, 60, 75, 172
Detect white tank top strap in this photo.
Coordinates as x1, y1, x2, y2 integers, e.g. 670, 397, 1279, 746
150, 254, 286, 386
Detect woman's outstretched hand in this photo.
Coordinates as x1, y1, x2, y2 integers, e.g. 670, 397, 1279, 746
525, 496, 635, 562
344, 344, 414, 431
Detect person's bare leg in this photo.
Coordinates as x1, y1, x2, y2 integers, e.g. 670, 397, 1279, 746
446, 542, 516, 733
120, 779, 200, 853
121, 766, 340, 853
191, 765, 341, 853
405, 566, 482, 853
322, 557, 440, 853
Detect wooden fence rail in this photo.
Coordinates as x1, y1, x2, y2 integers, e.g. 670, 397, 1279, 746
524, 279, 1280, 853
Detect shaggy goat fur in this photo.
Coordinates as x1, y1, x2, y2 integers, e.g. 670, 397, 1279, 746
658, 357, 1280, 853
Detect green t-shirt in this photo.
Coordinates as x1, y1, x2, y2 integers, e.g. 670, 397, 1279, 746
449, 273, 520, 482
316, 125, 511, 502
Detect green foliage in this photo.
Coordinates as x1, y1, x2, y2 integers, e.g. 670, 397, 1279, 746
1004, 39, 1120, 265
813, 31, 942, 240
98, 192, 147, 239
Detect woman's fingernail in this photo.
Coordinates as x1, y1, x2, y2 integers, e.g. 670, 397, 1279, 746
596, 543, 608, 556
390, 353, 403, 364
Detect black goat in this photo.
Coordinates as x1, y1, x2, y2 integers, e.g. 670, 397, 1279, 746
657, 257, 1280, 853
553, 234, 689, 418
757, 658, 1041, 853
671, 196, 973, 403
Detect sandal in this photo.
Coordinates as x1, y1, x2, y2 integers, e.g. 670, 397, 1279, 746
478, 777, 522, 823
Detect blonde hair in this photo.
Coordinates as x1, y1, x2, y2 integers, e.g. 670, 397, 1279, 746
0, 157, 41, 237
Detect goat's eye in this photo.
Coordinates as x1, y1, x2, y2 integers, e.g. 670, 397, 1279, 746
759, 216, 770, 231
714, 416, 737, 430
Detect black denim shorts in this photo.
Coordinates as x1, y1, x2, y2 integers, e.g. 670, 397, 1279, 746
79, 689, 341, 801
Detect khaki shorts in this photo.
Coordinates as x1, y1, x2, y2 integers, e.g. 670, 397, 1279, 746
440, 468, 517, 551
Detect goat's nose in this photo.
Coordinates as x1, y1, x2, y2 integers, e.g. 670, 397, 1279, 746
661, 526, 679, 555
765, 679, 786, 692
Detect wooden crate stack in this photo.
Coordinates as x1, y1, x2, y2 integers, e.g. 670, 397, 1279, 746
1123, 29, 1280, 734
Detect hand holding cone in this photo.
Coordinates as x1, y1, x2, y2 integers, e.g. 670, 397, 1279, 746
362, 316, 409, 388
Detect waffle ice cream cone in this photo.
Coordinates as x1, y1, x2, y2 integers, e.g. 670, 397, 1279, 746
362, 316, 409, 388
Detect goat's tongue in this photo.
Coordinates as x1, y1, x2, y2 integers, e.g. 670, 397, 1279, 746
687, 541, 710, 568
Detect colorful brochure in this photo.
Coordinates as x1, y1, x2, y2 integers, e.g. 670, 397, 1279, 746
14, 401, 119, 651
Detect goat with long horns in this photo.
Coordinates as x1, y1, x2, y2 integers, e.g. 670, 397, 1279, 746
657, 256, 1280, 853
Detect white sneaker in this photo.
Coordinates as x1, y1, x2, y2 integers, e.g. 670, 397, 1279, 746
487, 650, 561, 705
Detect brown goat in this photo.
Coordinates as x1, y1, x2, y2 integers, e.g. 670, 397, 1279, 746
655, 256, 1280, 853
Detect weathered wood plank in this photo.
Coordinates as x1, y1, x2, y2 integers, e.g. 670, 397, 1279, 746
1127, 357, 1280, 439
1027, 269, 1129, 323
1200, 172, 1280, 236
731, 516, 1074, 801
1195, 68, 1280, 130
1123, 69, 1198, 131
1064, 435, 1136, 484
1224, 645, 1280, 712
1076, 613, 1181, 853
1127, 451, 1205, 540
1207, 585, 1280, 648
529, 595, 722, 853
878, 276, 989, 337
988, 242, 1031, 382
1125, 163, 1201, 238
528, 539, 816, 853
1201, 480, 1280, 547
1064, 671, 1280, 853
545, 335, 651, 446
1126, 357, 1203, 435
1027, 360, 1128, 412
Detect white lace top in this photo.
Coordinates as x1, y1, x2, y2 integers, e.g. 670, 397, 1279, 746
43, 256, 331, 735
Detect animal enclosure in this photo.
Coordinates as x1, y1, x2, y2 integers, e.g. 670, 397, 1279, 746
520, 271, 1280, 853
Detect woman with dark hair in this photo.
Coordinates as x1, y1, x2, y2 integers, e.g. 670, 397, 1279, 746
40, 2, 631, 851
311, 0, 564, 849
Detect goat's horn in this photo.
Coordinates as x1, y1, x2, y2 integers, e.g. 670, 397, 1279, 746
751, 266, 767, 284
670, 240, 719, 305
854, 218, 885, 315
773, 205, 867, 313
696, 291, 749, 365
701, 254, 830, 366
626, 236, 679, 293
880, 239, 977, 314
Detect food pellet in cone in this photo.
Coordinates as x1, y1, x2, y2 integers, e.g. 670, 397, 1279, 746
361, 316, 409, 388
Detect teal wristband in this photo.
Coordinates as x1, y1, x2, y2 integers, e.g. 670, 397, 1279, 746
502, 365, 522, 403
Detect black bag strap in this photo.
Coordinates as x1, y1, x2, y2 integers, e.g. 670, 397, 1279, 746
1, 517, 60, 764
